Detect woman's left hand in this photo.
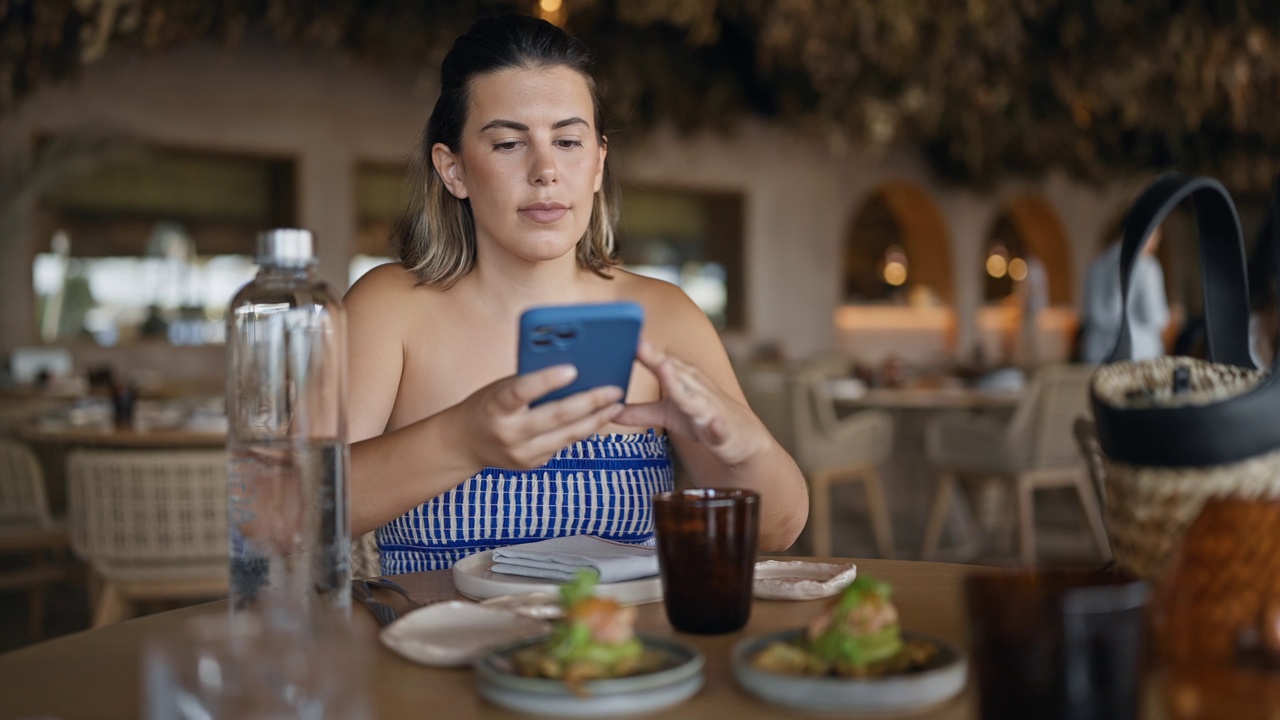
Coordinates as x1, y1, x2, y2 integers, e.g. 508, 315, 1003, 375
614, 340, 769, 467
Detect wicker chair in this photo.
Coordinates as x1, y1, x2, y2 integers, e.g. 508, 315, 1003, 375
0, 439, 70, 641
918, 364, 1110, 566
789, 365, 896, 559
67, 449, 228, 626
351, 532, 381, 579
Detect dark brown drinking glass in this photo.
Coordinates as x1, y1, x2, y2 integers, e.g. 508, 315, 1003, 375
652, 488, 759, 635
966, 568, 1150, 720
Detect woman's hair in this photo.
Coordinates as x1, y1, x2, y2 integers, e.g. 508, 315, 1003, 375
394, 14, 619, 287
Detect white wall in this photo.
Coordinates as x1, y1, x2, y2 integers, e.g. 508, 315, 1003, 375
0, 39, 1138, 377
620, 124, 1131, 361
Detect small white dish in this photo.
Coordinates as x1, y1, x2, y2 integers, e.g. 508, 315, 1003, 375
453, 550, 662, 605
753, 560, 858, 601
379, 601, 549, 668
475, 634, 704, 717
479, 592, 565, 620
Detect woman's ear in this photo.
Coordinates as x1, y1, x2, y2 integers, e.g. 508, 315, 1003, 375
432, 143, 469, 199
593, 135, 607, 194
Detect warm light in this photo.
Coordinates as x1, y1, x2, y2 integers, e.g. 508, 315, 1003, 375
986, 254, 1008, 278
883, 261, 908, 286
1008, 257, 1028, 282
539, 0, 563, 12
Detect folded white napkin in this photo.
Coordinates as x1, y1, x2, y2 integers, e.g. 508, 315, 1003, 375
490, 535, 659, 583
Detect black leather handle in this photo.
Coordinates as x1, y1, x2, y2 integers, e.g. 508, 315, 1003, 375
1094, 173, 1280, 467
1108, 173, 1254, 369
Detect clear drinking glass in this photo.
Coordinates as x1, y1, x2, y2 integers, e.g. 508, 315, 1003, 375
143, 612, 370, 720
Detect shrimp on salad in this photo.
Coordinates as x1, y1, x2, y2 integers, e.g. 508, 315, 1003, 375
752, 575, 937, 677
512, 570, 666, 691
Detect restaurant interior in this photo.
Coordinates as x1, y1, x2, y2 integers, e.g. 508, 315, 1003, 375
3, 1, 1280, 717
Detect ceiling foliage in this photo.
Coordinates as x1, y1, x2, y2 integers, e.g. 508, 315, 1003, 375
3, 0, 1278, 191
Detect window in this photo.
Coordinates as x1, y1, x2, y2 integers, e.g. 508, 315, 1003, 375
32, 141, 296, 345
616, 186, 744, 330
349, 162, 403, 285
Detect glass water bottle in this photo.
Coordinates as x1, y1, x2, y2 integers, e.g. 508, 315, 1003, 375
226, 229, 350, 618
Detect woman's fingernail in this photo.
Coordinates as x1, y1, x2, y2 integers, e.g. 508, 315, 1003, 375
557, 365, 578, 380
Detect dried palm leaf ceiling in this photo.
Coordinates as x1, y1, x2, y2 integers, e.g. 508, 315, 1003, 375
4, 0, 1279, 192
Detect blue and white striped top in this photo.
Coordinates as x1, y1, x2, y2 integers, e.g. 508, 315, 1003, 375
376, 430, 674, 575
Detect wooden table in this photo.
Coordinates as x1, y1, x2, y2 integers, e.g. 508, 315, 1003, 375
0, 558, 982, 719
836, 387, 1022, 413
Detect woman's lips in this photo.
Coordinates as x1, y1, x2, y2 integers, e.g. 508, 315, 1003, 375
519, 202, 569, 224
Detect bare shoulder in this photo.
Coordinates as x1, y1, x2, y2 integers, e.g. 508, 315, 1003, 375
346, 262, 418, 304
344, 263, 438, 324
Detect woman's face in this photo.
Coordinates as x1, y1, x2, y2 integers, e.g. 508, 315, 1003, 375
432, 65, 606, 267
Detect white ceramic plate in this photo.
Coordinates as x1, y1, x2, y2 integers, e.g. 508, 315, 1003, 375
452, 550, 662, 605
731, 629, 968, 713
479, 592, 565, 620
753, 560, 858, 601
474, 634, 704, 717
379, 601, 549, 667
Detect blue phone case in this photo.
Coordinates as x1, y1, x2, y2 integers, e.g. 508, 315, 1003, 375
518, 302, 644, 407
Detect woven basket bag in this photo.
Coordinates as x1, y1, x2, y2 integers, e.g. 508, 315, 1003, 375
1091, 173, 1280, 580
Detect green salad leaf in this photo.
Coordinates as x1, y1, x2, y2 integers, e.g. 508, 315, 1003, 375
809, 574, 903, 667
560, 568, 600, 608
835, 575, 892, 614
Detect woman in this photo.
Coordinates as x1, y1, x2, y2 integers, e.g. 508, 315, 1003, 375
345, 14, 807, 574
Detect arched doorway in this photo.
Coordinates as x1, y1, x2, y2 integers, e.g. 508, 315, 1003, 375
836, 182, 954, 365
978, 195, 1073, 365
982, 195, 1073, 306
842, 181, 953, 306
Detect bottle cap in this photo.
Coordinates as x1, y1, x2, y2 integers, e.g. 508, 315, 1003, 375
256, 229, 316, 267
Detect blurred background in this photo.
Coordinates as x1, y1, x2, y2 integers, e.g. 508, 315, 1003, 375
3, 0, 1278, 377
1, 0, 1278, 647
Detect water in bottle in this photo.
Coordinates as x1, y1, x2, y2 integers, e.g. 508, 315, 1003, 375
226, 229, 350, 617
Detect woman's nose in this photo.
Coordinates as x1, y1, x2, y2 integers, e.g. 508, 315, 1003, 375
529, 146, 558, 185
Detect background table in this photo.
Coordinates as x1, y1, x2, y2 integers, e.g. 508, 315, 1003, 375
835, 389, 1021, 560
836, 387, 1022, 413
0, 558, 978, 719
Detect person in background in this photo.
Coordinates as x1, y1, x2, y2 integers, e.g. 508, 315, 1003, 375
1248, 209, 1278, 368
1079, 226, 1171, 364
1011, 253, 1048, 367
343, 15, 808, 574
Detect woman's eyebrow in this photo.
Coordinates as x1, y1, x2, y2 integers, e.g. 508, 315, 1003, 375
478, 117, 589, 132
551, 117, 589, 130
479, 119, 528, 132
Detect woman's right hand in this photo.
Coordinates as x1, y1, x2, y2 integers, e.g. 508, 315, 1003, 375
443, 364, 624, 472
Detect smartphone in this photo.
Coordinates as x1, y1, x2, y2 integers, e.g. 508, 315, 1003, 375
517, 301, 644, 407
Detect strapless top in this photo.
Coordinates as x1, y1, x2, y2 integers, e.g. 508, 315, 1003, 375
376, 430, 673, 575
